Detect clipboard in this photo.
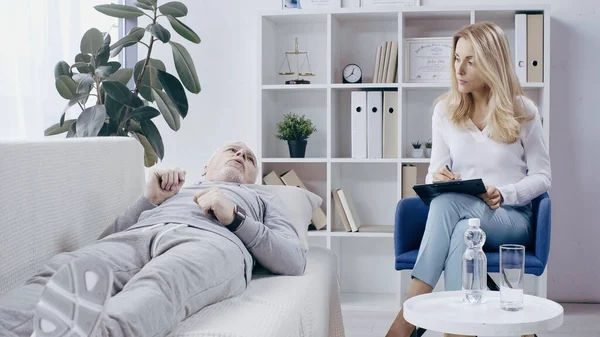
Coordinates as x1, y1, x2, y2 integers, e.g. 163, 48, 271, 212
412, 179, 487, 206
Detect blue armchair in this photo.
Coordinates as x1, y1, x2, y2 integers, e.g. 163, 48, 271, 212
394, 193, 551, 303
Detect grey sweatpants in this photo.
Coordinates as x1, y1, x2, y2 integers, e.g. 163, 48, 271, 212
0, 223, 247, 337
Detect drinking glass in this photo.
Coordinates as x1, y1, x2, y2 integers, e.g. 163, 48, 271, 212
499, 244, 525, 311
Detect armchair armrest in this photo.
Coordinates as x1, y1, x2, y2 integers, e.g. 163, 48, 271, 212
394, 197, 429, 256
533, 193, 551, 269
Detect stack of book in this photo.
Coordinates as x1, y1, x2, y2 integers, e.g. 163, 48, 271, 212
331, 189, 362, 232
263, 170, 327, 230
372, 40, 398, 83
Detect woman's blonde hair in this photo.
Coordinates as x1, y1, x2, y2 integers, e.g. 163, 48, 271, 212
437, 21, 532, 143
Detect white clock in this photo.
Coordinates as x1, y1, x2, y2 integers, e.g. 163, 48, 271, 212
343, 64, 362, 84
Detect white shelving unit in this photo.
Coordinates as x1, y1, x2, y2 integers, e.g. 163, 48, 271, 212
257, 5, 550, 313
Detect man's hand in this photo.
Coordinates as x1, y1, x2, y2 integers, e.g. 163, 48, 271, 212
480, 185, 503, 209
144, 168, 186, 205
194, 187, 235, 226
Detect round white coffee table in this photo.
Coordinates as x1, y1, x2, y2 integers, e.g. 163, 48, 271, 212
403, 291, 563, 336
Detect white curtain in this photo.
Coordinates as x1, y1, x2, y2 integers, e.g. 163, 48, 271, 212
0, 0, 120, 140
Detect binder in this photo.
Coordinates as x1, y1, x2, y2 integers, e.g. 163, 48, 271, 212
514, 14, 527, 83
351, 91, 367, 158
367, 91, 383, 158
383, 91, 398, 158
280, 169, 327, 230
527, 14, 543, 82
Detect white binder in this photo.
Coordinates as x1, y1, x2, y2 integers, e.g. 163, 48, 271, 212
367, 91, 383, 158
383, 91, 398, 158
515, 14, 527, 83
351, 91, 367, 158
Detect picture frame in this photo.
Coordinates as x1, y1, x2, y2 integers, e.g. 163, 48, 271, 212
361, 0, 420, 8
404, 37, 453, 83
283, 0, 341, 9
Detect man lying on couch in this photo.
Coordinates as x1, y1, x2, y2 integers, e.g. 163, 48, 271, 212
0, 141, 306, 337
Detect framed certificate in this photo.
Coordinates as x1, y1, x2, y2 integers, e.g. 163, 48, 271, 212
404, 37, 453, 83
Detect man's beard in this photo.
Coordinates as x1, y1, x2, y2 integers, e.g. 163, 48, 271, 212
216, 167, 244, 184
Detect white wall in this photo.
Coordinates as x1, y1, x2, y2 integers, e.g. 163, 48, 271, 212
146, 0, 600, 302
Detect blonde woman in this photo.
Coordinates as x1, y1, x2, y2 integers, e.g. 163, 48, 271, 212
386, 22, 551, 337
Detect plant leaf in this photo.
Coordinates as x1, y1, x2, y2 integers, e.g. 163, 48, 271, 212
54, 61, 71, 79
102, 80, 132, 105
55, 75, 78, 99
129, 106, 160, 121
104, 95, 125, 120
74, 53, 93, 73
110, 27, 145, 57
72, 73, 95, 94
45, 119, 76, 136
129, 132, 158, 167
141, 120, 164, 160
134, 58, 165, 101
169, 41, 200, 94
80, 28, 104, 55
66, 121, 77, 138
94, 4, 144, 18
134, 1, 154, 10
156, 69, 188, 118
95, 62, 120, 78
146, 23, 171, 43
166, 16, 200, 44
159, 2, 188, 17
137, 0, 155, 6
77, 105, 107, 137
151, 88, 181, 131
130, 95, 144, 108
107, 68, 133, 85
95, 45, 110, 67
62, 93, 90, 114
75, 53, 92, 63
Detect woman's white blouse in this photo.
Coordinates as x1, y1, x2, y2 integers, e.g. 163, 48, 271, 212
426, 96, 551, 206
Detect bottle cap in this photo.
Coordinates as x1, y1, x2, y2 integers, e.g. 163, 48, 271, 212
468, 218, 480, 227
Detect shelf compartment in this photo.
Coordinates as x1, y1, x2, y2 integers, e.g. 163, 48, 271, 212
331, 12, 399, 84
261, 14, 328, 85
403, 10, 471, 39
401, 87, 446, 158
261, 89, 327, 159
330, 162, 397, 233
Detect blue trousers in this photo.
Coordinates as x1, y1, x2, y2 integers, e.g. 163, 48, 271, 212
411, 193, 533, 291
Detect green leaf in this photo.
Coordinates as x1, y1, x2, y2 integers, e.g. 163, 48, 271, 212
76, 105, 107, 137
166, 16, 200, 44
129, 106, 160, 121
134, 1, 154, 10
102, 81, 132, 105
134, 58, 165, 101
72, 73, 95, 94
140, 120, 164, 160
137, 0, 154, 6
159, 2, 187, 17
104, 95, 124, 120
151, 88, 181, 131
110, 27, 145, 57
95, 62, 121, 78
146, 23, 170, 43
156, 69, 188, 118
62, 93, 90, 114
94, 4, 145, 18
106, 61, 121, 73
95, 45, 110, 67
74, 53, 93, 73
45, 119, 76, 136
80, 28, 103, 55
54, 61, 71, 79
130, 95, 144, 108
75, 53, 92, 63
107, 68, 133, 85
55, 75, 78, 99
169, 41, 200, 94
66, 121, 77, 138
129, 132, 158, 167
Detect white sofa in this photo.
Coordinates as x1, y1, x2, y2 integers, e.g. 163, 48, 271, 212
0, 137, 345, 337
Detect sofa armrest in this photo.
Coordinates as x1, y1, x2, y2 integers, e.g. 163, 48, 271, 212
394, 197, 429, 256
533, 193, 551, 268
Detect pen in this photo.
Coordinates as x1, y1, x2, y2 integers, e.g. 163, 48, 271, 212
445, 164, 458, 180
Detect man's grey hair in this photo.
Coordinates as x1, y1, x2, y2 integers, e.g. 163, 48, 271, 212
205, 141, 251, 167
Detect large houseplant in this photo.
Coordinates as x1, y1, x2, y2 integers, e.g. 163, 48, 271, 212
276, 113, 317, 158
45, 0, 201, 167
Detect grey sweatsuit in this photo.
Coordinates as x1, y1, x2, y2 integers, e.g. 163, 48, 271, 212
0, 181, 306, 337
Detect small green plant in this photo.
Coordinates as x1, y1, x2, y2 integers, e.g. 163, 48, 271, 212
276, 113, 317, 141
425, 139, 432, 149
411, 141, 423, 149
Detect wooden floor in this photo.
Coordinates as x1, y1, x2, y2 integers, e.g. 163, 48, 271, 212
343, 303, 600, 337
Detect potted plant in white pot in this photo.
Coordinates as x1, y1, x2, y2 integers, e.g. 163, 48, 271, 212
44, 1, 201, 167
411, 141, 423, 158
424, 139, 432, 158
276, 113, 317, 158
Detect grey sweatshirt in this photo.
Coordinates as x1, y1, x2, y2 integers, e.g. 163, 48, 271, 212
98, 181, 307, 282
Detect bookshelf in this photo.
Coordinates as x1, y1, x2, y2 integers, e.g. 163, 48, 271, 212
257, 5, 550, 313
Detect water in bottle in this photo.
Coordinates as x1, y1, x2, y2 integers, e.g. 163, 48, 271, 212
462, 218, 487, 304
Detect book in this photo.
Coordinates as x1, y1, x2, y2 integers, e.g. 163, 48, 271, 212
332, 189, 352, 232
336, 189, 361, 232
280, 169, 327, 230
